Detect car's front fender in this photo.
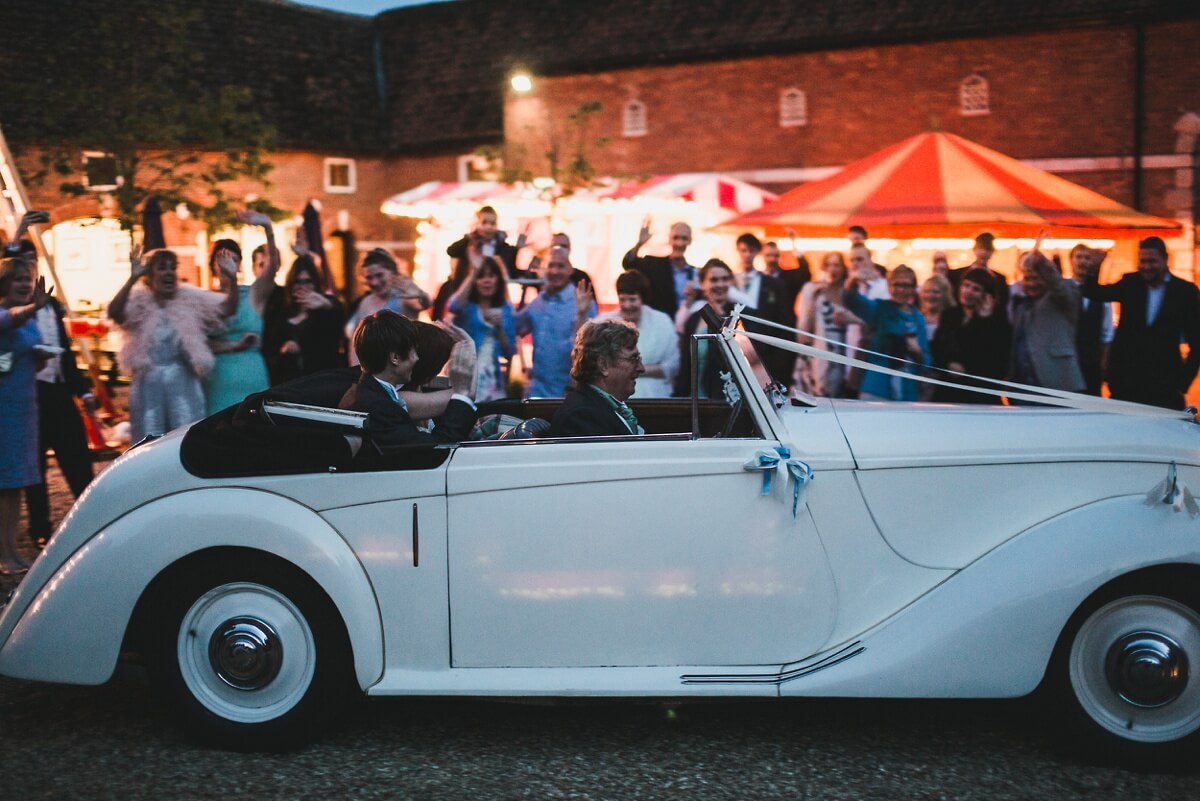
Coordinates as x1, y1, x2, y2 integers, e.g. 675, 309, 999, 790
0, 489, 384, 689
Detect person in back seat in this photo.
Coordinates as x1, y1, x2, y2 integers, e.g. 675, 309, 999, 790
340, 311, 477, 450
548, 320, 645, 438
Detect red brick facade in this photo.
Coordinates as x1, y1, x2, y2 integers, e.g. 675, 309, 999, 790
504, 20, 1200, 221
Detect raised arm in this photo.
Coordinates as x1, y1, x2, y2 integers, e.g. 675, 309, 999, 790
107, 246, 147, 326
622, 216, 653, 271
240, 211, 280, 313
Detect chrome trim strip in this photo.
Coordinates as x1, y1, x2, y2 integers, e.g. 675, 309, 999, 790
680, 641, 865, 685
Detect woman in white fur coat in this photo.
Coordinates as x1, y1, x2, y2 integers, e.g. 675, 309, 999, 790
108, 247, 238, 441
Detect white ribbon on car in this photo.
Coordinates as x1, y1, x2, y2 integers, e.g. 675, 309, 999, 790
743, 446, 813, 517
729, 309, 1191, 420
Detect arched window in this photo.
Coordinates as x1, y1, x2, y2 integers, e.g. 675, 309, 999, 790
622, 99, 647, 138
779, 88, 808, 127
960, 74, 989, 116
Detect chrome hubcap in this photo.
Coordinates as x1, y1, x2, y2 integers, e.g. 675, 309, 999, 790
1105, 631, 1188, 708
209, 617, 283, 691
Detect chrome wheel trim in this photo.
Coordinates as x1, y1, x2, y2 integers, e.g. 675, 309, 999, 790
177, 582, 317, 724
1069, 595, 1200, 743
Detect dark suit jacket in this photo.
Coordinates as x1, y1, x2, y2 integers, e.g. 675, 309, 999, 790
1083, 272, 1200, 408
339, 374, 476, 450
44, 298, 89, 396
622, 253, 694, 317
741, 270, 796, 386
548, 385, 633, 438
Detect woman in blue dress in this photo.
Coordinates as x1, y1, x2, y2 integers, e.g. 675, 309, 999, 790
0, 257, 52, 574
204, 211, 279, 414
447, 255, 515, 401
842, 264, 932, 401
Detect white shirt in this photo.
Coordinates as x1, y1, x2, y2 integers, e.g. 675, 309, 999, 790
34, 305, 63, 384
1147, 274, 1170, 326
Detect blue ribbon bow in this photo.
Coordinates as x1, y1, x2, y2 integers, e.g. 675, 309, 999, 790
743, 446, 814, 517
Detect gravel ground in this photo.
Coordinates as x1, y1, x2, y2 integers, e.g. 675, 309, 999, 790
4, 458, 1200, 798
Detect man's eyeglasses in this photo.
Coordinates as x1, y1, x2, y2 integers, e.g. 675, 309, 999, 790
617, 353, 644, 367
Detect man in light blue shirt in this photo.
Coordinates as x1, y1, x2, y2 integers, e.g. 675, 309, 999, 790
516, 247, 596, 397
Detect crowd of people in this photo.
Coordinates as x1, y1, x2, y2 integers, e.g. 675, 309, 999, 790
2, 202, 1199, 573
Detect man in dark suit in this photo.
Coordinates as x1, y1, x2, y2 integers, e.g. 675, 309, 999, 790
762, 239, 810, 330
1081, 236, 1200, 410
437, 205, 527, 319
340, 311, 478, 451
949, 232, 1010, 314
734, 233, 793, 387
549, 320, 645, 437
621, 219, 696, 317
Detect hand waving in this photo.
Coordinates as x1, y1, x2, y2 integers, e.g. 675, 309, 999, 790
236, 210, 272, 228
130, 244, 147, 281
575, 278, 594, 316
636, 216, 652, 247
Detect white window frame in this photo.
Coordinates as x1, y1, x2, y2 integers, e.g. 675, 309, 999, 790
779, 87, 808, 128
960, 74, 990, 117
622, 99, 647, 138
324, 157, 357, 194
81, 151, 120, 192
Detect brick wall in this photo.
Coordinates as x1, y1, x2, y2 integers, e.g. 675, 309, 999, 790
504, 19, 1200, 221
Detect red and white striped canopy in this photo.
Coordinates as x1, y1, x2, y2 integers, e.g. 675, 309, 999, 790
381, 174, 776, 219
727, 132, 1182, 239
594, 173, 776, 215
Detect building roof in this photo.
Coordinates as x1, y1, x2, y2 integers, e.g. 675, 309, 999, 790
375, 0, 1197, 150
1, 0, 382, 154
2, 0, 1194, 156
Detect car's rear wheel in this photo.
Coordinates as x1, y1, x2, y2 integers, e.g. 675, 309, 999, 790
1061, 592, 1200, 769
148, 555, 356, 751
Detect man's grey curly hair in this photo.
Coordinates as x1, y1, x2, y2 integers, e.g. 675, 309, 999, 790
570, 319, 639, 385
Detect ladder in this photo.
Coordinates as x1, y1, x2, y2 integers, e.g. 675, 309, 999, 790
0, 122, 120, 424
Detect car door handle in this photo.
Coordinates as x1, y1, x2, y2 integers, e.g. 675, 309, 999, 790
412, 502, 419, 567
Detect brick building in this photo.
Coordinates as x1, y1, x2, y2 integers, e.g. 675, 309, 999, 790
2, 0, 1198, 299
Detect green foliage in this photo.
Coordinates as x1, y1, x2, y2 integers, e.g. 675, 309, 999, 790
10, 0, 284, 230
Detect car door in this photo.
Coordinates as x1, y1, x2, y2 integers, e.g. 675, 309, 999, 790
444, 434, 837, 668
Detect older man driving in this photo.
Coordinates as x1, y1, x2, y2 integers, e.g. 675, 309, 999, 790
548, 319, 645, 437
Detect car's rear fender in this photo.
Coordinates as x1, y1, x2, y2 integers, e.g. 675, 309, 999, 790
0, 488, 384, 689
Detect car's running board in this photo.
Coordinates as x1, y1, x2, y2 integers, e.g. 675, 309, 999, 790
680, 641, 865, 685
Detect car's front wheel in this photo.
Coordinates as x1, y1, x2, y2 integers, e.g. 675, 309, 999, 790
1061, 592, 1200, 769
148, 554, 356, 751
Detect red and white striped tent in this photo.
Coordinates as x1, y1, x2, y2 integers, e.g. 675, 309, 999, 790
725, 132, 1182, 239
591, 173, 776, 216
381, 173, 776, 220
381, 181, 555, 219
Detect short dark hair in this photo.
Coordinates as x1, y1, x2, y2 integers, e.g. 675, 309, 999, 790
251, 244, 268, 262
208, 238, 241, 269
974, 232, 996, 251
736, 233, 762, 253
700, 258, 732, 282
764, 241, 779, 250
848, 225, 868, 238
408, 322, 455, 386
362, 247, 397, 273
615, 270, 651, 302
1139, 236, 1168, 259
477, 205, 497, 218
571, 319, 639, 385
352, 311, 419, 375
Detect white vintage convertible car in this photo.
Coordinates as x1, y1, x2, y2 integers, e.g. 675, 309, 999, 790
1, 314, 1198, 767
